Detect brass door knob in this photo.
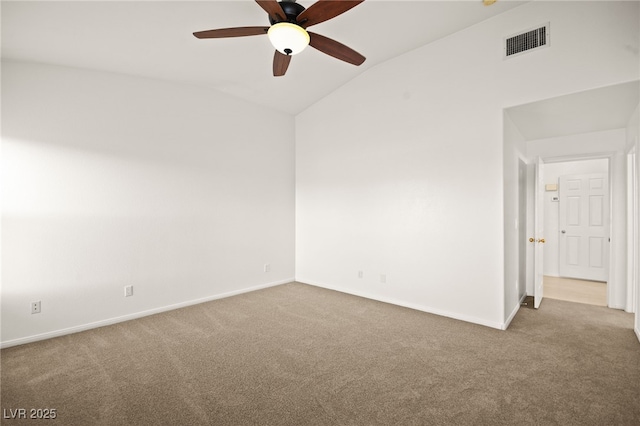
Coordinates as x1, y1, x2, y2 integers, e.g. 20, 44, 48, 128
529, 237, 535, 243
538, 238, 546, 243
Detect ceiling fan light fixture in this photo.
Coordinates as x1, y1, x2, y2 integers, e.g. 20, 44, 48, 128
267, 22, 310, 55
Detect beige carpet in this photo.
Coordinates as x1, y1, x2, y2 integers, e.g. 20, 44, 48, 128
2, 282, 639, 425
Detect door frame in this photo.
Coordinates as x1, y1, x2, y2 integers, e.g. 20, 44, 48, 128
528, 152, 620, 308
627, 147, 638, 314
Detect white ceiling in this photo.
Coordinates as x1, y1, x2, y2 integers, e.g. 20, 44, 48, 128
1, 0, 527, 115
506, 81, 640, 141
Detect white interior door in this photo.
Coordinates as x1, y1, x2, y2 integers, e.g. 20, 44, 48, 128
534, 157, 545, 309
558, 173, 609, 281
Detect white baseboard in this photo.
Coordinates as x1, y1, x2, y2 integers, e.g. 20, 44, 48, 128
503, 293, 528, 330
1, 278, 293, 349
297, 279, 504, 330
635, 325, 640, 344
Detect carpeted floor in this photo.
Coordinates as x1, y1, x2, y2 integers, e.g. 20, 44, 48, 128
1, 282, 639, 425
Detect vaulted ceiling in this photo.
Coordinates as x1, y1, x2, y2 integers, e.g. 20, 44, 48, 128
1, 0, 526, 115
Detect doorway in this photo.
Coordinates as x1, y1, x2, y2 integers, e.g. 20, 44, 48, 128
503, 81, 640, 326
542, 159, 610, 304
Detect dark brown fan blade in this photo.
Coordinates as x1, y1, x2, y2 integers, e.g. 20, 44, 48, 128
255, 0, 286, 22
193, 27, 269, 39
273, 50, 292, 76
308, 32, 365, 66
297, 0, 364, 28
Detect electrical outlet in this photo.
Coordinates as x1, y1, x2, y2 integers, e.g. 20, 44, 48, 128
31, 301, 41, 314
124, 285, 133, 297
358, 270, 363, 279
264, 264, 271, 273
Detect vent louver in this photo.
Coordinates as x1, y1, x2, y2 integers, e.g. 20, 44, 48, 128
504, 23, 550, 58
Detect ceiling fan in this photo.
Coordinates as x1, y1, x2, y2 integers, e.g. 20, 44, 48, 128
193, 0, 366, 77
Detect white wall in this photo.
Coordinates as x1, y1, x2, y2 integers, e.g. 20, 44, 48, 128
541, 158, 609, 277
295, 1, 639, 328
1, 61, 296, 346
527, 129, 627, 159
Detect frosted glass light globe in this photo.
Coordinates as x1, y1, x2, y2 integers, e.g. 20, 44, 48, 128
267, 22, 310, 55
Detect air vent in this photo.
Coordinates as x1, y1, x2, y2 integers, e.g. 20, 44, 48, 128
504, 23, 550, 58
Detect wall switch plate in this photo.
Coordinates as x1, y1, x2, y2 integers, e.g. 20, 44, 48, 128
358, 270, 363, 278
380, 274, 386, 284
264, 264, 271, 273
31, 301, 41, 314
124, 285, 133, 297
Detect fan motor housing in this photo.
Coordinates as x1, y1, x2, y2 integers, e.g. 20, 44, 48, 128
269, 1, 306, 25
